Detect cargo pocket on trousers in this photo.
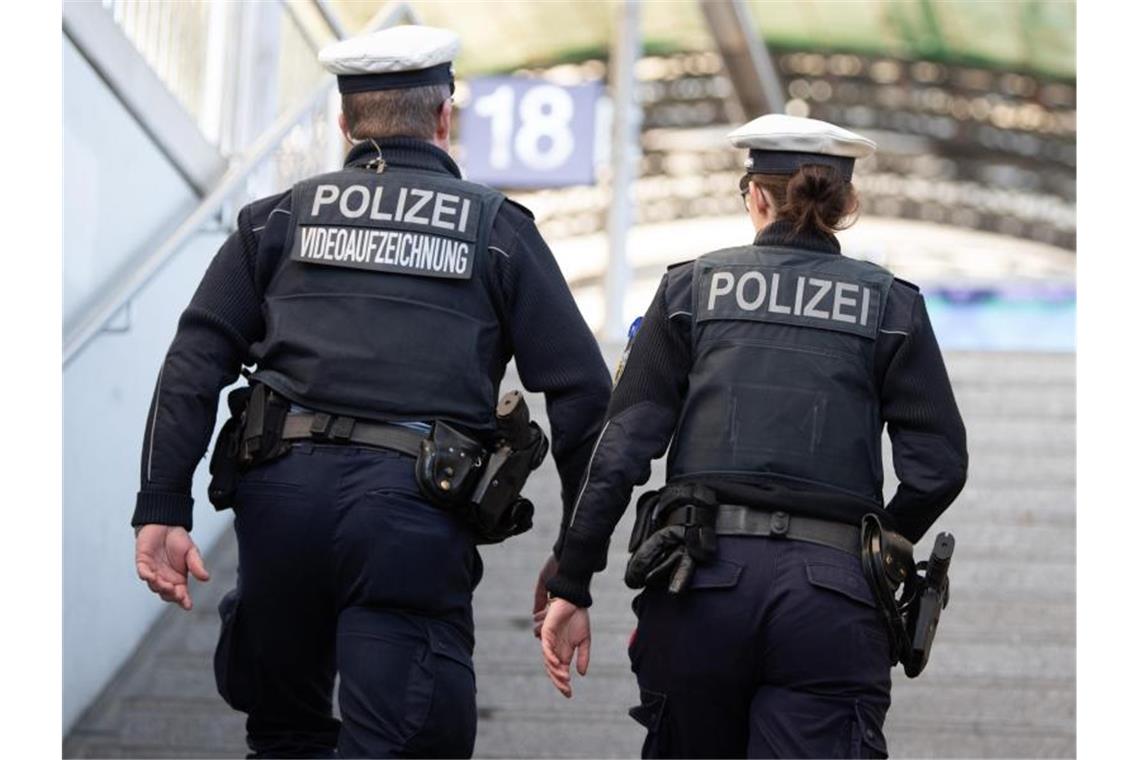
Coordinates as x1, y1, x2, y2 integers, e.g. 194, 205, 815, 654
806, 561, 892, 651
849, 700, 889, 759
806, 562, 877, 608
214, 589, 256, 712
406, 633, 478, 757
629, 687, 668, 756
688, 558, 744, 590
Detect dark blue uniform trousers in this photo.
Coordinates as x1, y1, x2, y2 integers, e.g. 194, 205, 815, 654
628, 536, 892, 759
213, 443, 482, 758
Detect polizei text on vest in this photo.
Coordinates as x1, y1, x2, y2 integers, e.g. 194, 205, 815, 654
699, 265, 881, 337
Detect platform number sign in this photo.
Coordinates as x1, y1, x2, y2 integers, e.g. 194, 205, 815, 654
462, 77, 602, 188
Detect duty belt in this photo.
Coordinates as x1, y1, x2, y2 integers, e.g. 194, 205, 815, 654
281, 412, 423, 457
708, 505, 862, 558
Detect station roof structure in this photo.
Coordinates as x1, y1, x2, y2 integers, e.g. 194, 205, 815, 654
332, 0, 1076, 80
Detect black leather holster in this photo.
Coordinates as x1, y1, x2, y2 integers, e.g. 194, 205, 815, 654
208, 383, 292, 510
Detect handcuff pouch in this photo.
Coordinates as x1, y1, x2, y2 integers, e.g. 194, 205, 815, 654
415, 421, 486, 510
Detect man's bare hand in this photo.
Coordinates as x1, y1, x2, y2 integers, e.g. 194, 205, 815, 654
531, 554, 559, 638
540, 598, 591, 698
135, 524, 210, 611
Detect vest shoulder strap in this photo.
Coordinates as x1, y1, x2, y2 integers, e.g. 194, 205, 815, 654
893, 275, 921, 293
501, 197, 534, 220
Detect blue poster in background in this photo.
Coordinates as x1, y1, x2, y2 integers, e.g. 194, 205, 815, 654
461, 77, 602, 189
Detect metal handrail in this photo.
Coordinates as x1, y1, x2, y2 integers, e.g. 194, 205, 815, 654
63, 1, 417, 367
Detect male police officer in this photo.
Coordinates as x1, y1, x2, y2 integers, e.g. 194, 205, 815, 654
540, 115, 968, 757
132, 25, 611, 758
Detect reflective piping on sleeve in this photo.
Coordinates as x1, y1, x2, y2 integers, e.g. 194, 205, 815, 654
145, 363, 165, 484
879, 329, 909, 336
252, 208, 293, 232
489, 246, 511, 258
668, 310, 692, 318
566, 419, 612, 529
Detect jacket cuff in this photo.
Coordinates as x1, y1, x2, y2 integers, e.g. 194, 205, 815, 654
545, 570, 593, 609
132, 491, 194, 530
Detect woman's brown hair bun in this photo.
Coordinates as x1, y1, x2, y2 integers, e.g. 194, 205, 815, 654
752, 164, 860, 237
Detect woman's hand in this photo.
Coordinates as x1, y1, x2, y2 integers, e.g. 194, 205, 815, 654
531, 554, 559, 637
540, 597, 591, 698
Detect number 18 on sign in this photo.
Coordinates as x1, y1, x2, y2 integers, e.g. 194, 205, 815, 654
462, 77, 602, 188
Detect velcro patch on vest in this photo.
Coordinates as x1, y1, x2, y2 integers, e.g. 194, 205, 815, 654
290, 177, 483, 280
696, 265, 882, 338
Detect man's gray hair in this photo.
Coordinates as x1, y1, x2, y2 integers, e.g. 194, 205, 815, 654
341, 83, 451, 140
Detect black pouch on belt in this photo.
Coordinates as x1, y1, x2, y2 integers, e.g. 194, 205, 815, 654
627, 489, 664, 554
209, 383, 293, 510
624, 482, 718, 592
238, 383, 292, 466
207, 385, 252, 511
415, 421, 487, 511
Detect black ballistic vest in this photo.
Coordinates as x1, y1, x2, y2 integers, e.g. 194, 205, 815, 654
669, 245, 895, 507
250, 165, 506, 432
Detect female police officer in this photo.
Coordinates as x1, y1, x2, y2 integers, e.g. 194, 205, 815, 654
540, 114, 968, 758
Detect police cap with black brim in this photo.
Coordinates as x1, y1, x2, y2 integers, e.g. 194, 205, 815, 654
727, 114, 876, 181
319, 25, 460, 95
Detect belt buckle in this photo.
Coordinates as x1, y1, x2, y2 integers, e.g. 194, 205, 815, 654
769, 511, 790, 537
310, 413, 355, 443
330, 416, 355, 443
310, 412, 333, 439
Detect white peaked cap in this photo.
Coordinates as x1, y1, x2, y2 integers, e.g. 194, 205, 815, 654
727, 114, 876, 180
319, 25, 460, 94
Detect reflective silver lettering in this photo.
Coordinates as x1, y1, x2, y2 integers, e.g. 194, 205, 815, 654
334, 229, 349, 260
385, 230, 399, 261
342, 229, 356, 260
394, 188, 408, 221
339, 185, 369, 218
398, 234, 412, 266
768, 273, 791, 314
794, 276, 805, 315
860, 287, 871, 326
404, 189, 432, 225
431, 193, 458, 230
832, 282, 859, 323
369, 186, 392, 221
366, 230, 380, 262
378, 230, 392, 263
432, 238, 446, 270
736, 271, 767, 311
311, 184, 338, 216
444, 239, 459, 272
299, 227, 316, 258
458, 198, 471, 233
804, 278, 831, 319
707, 271, 734, 309
354, 229, 370, 262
